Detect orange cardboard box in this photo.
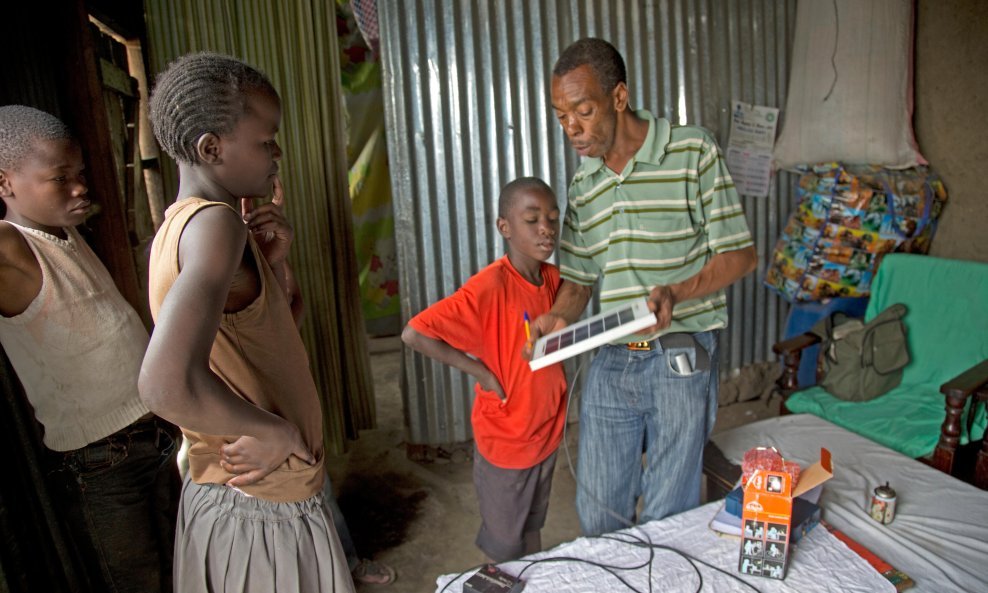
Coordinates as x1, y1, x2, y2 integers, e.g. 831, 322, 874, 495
738, 449, 833, 580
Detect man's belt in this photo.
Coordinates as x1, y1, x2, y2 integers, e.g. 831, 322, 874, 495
624, 333, 711, 372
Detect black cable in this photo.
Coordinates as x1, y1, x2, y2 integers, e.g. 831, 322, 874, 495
609, 533, 766, 593
557, 358, 764, 593
440, 532, 767, 593
823, 0, 840, 102
598, 530, 663, 591
518, 556, 649, 593
601, 532, 703, 593
440, 359, 767, 593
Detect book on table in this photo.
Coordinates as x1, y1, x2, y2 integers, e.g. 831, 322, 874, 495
709, 485, 822, 542
823, 522, 915, 591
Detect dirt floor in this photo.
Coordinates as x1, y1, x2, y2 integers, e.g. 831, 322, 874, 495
325, 337, 783, 593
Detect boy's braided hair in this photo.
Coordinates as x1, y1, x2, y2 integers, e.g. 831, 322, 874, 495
149, 52, 277, 165
552, 38, 627, 94
0, 105, 73, 171
498, 177, 554, 218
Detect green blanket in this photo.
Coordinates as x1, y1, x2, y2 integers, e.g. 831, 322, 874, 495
786, 254, 988, 458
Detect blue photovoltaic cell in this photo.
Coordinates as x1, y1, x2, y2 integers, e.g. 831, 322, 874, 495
544, 336, 560, 354
573, 324, 589, 342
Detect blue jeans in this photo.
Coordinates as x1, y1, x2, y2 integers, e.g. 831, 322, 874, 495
576, 331, 719, 536
323, 476, 360, 571
46, 417, 181, 593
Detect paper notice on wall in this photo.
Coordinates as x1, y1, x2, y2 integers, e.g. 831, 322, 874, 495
726, 101, 779, 197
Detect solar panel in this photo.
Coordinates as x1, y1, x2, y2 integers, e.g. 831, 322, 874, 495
529, 297, 655, 371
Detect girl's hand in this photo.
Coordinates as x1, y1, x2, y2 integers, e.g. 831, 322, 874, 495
220, 419, 315, 488
242, 175, 293, 267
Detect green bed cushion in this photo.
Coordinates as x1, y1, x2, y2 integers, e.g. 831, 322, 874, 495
866, 254, 988, 388
787, 254, 988, 458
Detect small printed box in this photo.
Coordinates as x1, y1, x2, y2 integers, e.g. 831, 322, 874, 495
738, 448, 833, 580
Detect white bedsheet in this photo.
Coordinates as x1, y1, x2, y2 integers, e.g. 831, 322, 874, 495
436, 500, 894, 593
711, 414, 988, 593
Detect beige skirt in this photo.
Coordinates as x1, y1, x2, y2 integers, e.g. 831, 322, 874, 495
174, 476, 356, 593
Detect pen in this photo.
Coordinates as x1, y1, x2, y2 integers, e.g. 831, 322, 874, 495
523, 311, 532, 342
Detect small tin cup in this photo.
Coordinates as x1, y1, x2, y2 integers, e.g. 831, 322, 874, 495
869, 482, 897, 525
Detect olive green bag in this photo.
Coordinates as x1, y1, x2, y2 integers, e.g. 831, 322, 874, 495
810, 303, 910, 402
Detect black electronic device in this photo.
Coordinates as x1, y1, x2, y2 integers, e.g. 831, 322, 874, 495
462, 564, 525, 593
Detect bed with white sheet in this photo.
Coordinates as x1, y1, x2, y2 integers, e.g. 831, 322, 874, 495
710, 413, 988, 593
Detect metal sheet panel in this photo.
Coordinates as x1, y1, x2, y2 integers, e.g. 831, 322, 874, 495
382, 0, 797, 445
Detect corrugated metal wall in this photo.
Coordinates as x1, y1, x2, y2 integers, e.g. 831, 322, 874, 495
381, 0, 798, 446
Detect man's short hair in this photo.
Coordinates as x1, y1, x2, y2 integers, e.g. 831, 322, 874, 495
149, 52, 277, 165
498, 177, 554, 218
0, 105, 73, 170
552, 38, 627, 94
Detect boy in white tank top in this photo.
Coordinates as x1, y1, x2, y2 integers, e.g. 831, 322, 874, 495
0, 105, 180, 592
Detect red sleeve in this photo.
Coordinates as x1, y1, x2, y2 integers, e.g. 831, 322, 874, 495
407, 274, 488, 358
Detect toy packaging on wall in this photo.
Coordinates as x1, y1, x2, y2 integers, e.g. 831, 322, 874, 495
764, 164, 947, 302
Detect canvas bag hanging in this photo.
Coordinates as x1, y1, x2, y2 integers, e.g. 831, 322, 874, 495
810, 303, 910, 402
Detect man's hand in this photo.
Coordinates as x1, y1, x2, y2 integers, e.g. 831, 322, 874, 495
522, 312, 569, 360
220, 420, 315, 488
242, 175, 293, 267
642, 284, 677, 335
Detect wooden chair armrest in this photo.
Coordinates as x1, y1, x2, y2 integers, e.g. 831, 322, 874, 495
940, 358, 988, 400
772, 332, 822, 356
772, 333, 823, 414
932, 358, 988, 486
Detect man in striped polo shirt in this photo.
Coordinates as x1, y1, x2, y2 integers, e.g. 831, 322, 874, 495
532, 38, 757, 536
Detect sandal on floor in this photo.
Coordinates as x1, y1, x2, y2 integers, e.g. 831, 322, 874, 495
352, 559, 396, 586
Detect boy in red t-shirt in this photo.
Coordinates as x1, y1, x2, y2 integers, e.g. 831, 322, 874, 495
402, 177, 567, 562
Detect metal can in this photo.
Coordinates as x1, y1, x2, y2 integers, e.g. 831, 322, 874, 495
869, 482, 897, 525
673, 352, 693, 375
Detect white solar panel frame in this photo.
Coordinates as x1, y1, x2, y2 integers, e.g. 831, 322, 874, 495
529, 298, 655, 371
